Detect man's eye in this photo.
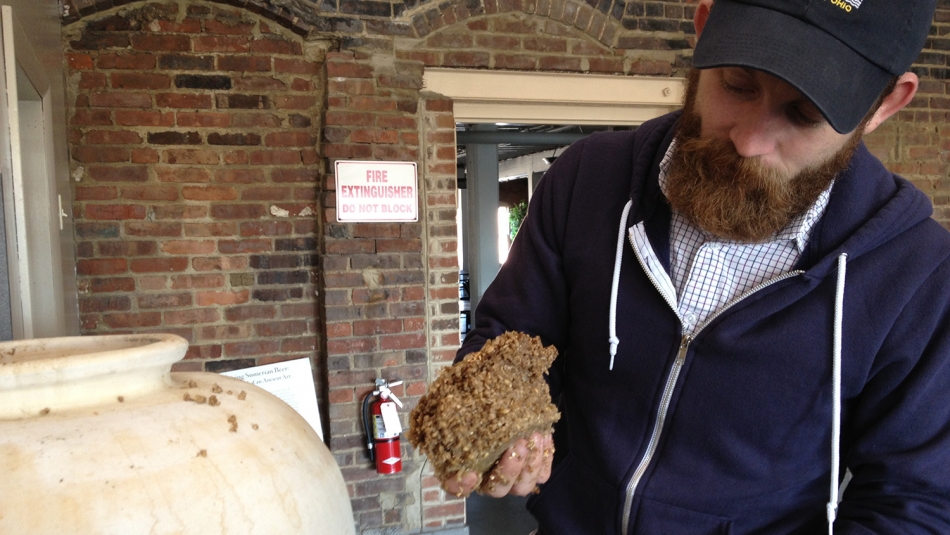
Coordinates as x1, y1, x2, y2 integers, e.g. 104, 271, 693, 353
788, 107, 823, 128
721, 80, 754, 96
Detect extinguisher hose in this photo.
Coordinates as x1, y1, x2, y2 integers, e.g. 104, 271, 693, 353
362, 394, 375, 462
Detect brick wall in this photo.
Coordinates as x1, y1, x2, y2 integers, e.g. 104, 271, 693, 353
62, 0, 950, 534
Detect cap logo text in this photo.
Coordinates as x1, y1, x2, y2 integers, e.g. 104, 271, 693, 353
830, 0, 861, 12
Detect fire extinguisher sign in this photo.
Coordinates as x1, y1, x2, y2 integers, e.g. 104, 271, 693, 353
335, 160, 419, 223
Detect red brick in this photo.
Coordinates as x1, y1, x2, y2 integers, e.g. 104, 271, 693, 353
271, 168, 318, 183
354, 319, 403, 336
77, 258, 127, 276
123, 222, 182, 237
177, 112, 231, 127
327, 322, 353, 338
232, 113, 282, 128
115, 110, 174, 126
156, 93, 213, 108
250, 38, 302, 55
87, 165, 149, 182
274, 58, 320, 74
161, 240, 215, 255
181, 222, 235, 237
327, 338, 377, 355
217, 55, 272, 72
110, 72, 171, 90
232, 76, 287, 91
96, 53, 157, 70
72, 146, 130, 163
156, 167, 212, 183
130, 257, 189, 273
164, 308, 220, 325
87, 277, 136, 293
162, 149, 219, 165
204, 19, 255, 35
131, 148, 160, 163
89, 92, 153, 108
66, 53, 94, 70
78, 72, 108, 89
248, 150, 303, 165
223, 340, 280, 357
151, 205, 207, 220
326, 62, 373, 78
75, 185, 118, 201
194, 35, 249, 52
213, 168, 265, 183
272, 95, 316, 109
239, 222, 293, 241
217, 238, 270, 253
380, 333, 425, 350
170, 273, 226, 289
255, 320, 309, 337
264, 132, 314, 147
137, 293, 193, 309
130, 34, 191, 52
84, 204, 147, 220
199, 326, 250, 343
196, 289, 250, 306
210, 204, 267, 219
291, 78, 313, 91
71, 109, 112, 125
188, 257, 242, 273
224, 305, 277, 322
182, 185, 238, 201
85, 129, 143, 144
119, 185, 179, 201
157, 18, 202, 33
247, 186, 295, 201
102, 312, 162, 329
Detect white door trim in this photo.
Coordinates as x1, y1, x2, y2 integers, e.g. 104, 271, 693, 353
422, 68, 685, 125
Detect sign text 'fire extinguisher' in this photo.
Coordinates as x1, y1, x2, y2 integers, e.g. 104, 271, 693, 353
335, 161, 418, 223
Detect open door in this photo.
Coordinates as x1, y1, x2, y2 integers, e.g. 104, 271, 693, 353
0, 4, 77, 339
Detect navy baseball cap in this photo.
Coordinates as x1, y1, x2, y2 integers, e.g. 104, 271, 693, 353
692, 0, 936, 133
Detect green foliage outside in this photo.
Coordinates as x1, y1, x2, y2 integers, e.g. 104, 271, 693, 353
509, 201, 528, 242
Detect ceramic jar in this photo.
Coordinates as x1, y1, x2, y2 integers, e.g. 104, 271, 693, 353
0, 333, 355, 534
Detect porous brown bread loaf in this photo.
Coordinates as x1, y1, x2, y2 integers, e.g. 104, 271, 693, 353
407, 331, 560, 483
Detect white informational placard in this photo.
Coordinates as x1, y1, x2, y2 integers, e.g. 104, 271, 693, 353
334, 160, 418, 222
221, 358, 323, 440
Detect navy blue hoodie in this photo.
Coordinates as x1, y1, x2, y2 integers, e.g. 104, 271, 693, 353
457, 112, 950, 534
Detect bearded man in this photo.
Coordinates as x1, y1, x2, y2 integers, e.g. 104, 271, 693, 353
436, 0, 950, 533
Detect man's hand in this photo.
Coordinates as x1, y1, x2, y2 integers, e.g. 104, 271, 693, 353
440, 432, 555, 498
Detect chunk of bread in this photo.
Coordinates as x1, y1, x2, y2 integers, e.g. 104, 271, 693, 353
407, 331, 560, 482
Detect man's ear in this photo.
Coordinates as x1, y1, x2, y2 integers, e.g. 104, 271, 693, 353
862, 72, 918, 134
694, 0, 714, 37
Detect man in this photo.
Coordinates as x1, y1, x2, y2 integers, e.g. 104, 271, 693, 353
439, 0, 950, 533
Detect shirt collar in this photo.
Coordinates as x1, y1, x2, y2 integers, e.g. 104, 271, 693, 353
658, 139, 832, 252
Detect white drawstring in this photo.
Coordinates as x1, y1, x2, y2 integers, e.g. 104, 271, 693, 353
827, 253, 847, 534
609, 200, 634, 370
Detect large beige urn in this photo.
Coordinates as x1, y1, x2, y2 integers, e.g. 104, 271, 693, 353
0, 333, 355, 534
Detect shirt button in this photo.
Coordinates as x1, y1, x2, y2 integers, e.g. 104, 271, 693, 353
684, 313, 698, 325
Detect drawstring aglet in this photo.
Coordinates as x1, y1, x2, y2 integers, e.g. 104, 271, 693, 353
608, 336, 619, 370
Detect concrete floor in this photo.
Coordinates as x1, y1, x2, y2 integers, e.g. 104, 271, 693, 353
467, 493, 538, 535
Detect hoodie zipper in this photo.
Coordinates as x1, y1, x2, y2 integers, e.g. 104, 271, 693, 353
622, 233, 804, 534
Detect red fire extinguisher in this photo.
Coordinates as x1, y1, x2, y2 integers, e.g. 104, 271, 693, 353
362, 378, 403, 474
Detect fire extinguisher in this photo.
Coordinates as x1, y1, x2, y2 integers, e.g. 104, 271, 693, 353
362, 378, 403, 474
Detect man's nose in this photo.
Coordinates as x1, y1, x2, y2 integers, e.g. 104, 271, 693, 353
729, 107, 781, 158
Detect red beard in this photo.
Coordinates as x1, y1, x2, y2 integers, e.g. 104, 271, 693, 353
665, 70, 861, 243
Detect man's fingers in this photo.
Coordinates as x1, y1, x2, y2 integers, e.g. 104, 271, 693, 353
481, 437, 530, 497
509, 433, 544, 495
536, 433, 555, 484
442, 471, 479, 498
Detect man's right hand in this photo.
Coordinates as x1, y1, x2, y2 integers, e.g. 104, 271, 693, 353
440, 432, 554, 498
